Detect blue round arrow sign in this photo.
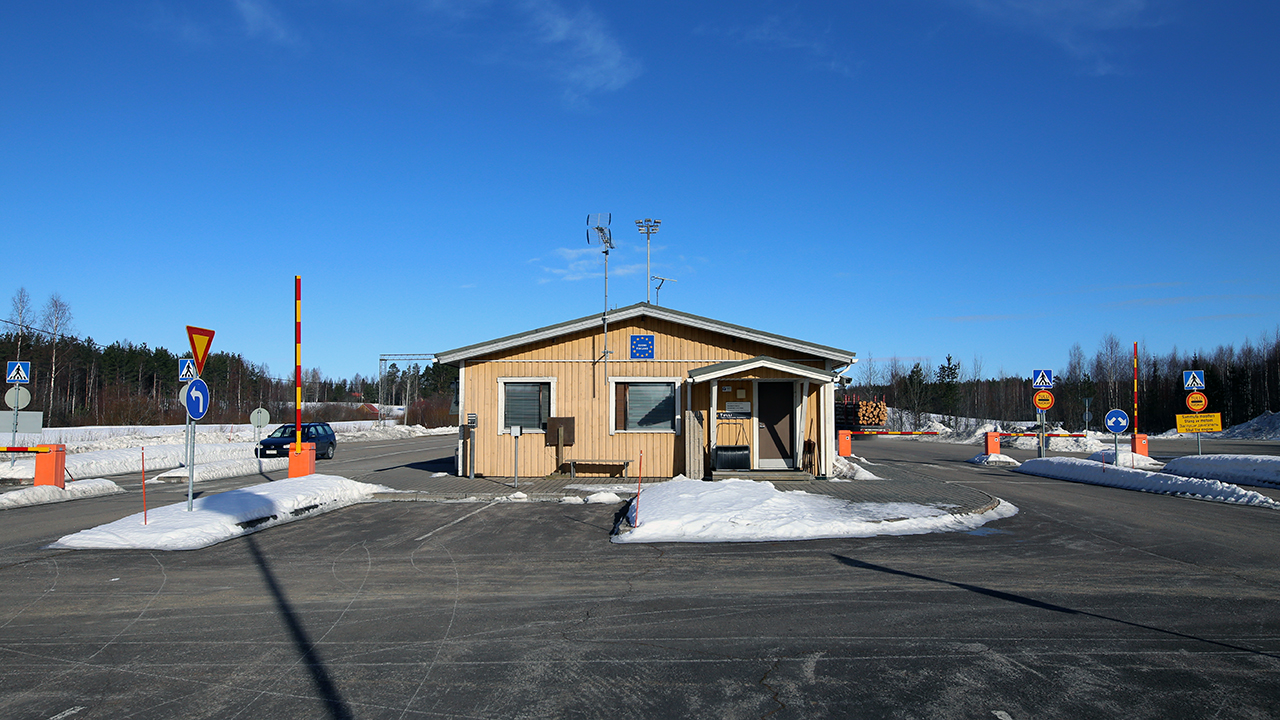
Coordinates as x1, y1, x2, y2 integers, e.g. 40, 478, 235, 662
185, 378, 211, 421
1104, 409, 1129, 434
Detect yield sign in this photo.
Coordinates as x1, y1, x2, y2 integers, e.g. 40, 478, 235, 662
186, 326, 215, 377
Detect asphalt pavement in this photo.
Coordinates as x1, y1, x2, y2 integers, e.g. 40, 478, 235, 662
0, 435, 1277, 719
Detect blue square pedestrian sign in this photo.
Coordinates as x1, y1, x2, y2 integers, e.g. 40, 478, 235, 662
1031, 369, 1054, 389
179, 359, 197, 382
6, 361, 31, 384
1183, 370, 1205, 391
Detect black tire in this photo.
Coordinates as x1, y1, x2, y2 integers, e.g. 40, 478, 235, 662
324, 443, 335, 460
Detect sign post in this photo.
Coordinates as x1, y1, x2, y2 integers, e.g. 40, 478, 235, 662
1032, 390, 1055, 458
1105, 409, 1129, 466
182, 327, 214, 511
6, 361, 32, 448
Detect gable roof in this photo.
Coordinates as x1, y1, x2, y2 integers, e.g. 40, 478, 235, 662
688, 356, 838, 383
435, 302, 854, 367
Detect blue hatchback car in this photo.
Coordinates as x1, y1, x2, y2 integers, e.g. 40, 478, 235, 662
255, 422, 337, 459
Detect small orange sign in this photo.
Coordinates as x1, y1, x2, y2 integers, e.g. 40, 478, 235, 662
186, 326, 216, 377
1186, 391, 1208, 413
1033, 389, 1055, 411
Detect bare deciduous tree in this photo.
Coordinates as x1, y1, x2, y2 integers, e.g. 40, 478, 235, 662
41, 293, 73, 412
8, 287, 32, 361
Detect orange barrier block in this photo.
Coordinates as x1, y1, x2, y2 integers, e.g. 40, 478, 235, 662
288, 442, 316, 478
1131, 434, 1148, 457
838, 430, 852, 457
985, 432, 1001, 456
34, 445, 67, 489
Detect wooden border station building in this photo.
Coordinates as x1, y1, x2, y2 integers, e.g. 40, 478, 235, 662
435, 303, 855, 481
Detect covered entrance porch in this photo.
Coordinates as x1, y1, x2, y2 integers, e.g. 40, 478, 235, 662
686, 356, 839, 480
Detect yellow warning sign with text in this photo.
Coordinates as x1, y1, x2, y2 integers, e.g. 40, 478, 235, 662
1176, 413, 1222, 434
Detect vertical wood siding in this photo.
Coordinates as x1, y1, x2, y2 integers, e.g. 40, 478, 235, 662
463, 316, 835, 478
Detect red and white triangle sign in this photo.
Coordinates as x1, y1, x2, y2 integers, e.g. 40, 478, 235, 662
186, 326, 215, 377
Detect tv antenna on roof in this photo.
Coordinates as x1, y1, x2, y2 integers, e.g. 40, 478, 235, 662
587, 214, 615, 379
651, 275, 676, 306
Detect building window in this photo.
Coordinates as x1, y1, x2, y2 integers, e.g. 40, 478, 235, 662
613, 379, 678, 432
498, 378, 554, 433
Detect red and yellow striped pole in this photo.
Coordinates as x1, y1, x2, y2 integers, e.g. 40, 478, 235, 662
295, 275, 302, 452
1133, 341, 1138, 436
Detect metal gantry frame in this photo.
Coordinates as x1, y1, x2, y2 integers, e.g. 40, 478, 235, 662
378, 353, 435, 425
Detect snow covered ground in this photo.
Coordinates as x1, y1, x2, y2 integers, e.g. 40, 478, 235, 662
1014, 458, 1280, 509
614, 477, 1017, 544
49, 475, 390, 551
0, 422, 453, 481
0, 478, 125, 509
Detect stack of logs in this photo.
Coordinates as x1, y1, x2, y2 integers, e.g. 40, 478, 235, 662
854, 399, 888, 427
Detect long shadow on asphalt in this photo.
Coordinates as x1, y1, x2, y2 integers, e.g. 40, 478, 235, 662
832, 554, 1277, 659
244, 535, 354, 719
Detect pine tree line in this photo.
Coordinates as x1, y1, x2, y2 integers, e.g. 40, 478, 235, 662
848, 330, 1280, 434
3, 289, 457, 427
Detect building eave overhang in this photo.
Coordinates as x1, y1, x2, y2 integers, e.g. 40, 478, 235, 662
688, 356, 838, 384
435, 303, 855, 366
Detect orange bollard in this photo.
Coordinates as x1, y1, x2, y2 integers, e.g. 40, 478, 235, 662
34, 445, 67, 489
838, 430, 852, 457
985, 432, 1001, 456
1131, 434, 1148, 457
288, 442, 316, 478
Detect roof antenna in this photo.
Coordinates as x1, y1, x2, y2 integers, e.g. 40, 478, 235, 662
651, 275, 676, 306
587, 214, 615, 382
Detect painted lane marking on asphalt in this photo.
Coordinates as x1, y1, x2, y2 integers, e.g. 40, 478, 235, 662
992, 712, 1014, 720
415, 501, 499, 541
46, 707, 86, 720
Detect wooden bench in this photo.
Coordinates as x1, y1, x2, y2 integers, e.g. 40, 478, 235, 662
565, 459, 632, 480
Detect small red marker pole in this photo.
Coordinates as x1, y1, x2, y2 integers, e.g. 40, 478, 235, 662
634, 450, 643, 527
141, 446, 147, 525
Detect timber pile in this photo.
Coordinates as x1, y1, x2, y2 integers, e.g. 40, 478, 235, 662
835, 395, 888, 429
854, 399, 888, 427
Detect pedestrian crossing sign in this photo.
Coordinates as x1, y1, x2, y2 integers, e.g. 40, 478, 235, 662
1183, 370, 1205, 391
6, 361, 30, 384
179, 359, 197, 382
1031, 369, 1053, 389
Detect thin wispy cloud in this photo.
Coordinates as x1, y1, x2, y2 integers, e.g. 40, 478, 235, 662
709, 13, 855, 76
522, 0, 642, 101
539, 247, 644, 281
233, 0, 302, 46
951, 0, 1171, 74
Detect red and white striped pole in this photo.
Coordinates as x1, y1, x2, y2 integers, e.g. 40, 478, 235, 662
634, 450, 643, 527
295, 275, 302, 452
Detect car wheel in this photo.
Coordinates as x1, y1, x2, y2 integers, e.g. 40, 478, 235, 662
324, 443, 335, 460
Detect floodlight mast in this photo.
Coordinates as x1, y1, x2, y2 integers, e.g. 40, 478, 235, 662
635, 218, 661, 304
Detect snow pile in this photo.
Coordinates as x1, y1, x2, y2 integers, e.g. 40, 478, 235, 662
968, 454, 1021, 467
1163, 455, 1280, 489
150, 457, 289, 484
1087, 449, 1164, 470
1015, 458, 1280, 509
614, 477, 1017, 543
48, 475, 391, 551
1216, 411, 1280, 440
832, 456, 882, 480
1003, 431, 1106, 453
0, 479, 125, 509
0, 442, 263, 481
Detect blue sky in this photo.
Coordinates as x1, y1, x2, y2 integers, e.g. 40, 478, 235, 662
3, 1, 1277, 383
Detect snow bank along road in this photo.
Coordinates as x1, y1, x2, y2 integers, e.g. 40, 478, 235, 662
0, 437, 1278, 718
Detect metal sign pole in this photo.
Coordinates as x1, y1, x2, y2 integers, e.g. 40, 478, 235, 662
186, 415, 195, 511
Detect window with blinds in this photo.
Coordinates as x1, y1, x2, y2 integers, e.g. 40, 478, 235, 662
615, 382, 675, 431
503, 382, 549, 431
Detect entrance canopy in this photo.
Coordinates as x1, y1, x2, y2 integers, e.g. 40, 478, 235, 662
688, 355, 838, 384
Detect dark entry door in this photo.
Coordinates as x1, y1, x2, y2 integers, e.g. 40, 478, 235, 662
757, 382, 793, 468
